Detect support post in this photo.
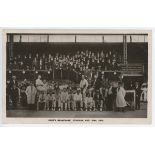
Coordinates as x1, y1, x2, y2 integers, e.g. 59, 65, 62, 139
123, 34, 127, 65
9, 34, 14, 58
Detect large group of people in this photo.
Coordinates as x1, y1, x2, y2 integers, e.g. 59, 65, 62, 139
6, 49, 147, 112
7, 73, 147, 112
9, 50, 122, 70
8, 50, 122, 78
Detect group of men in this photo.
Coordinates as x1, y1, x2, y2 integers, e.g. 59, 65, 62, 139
6, 49, 146, 112
8, 50, 122, 84
7, 75, 92, 111
7, 73, 145, 112
35, 74, 95, 111
8, 50, 121, 72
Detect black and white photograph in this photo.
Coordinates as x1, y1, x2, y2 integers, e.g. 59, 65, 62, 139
1, 1, 155, 155
2, 29, 151, 124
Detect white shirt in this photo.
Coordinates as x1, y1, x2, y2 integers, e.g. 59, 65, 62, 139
74, 93, 82, 101
43, 83, 49, 91
36, 79, 43, 87
80, 79, 88, 89
60, 92, 69, 101
85, 97, 93, 103
36, 79, 44, 91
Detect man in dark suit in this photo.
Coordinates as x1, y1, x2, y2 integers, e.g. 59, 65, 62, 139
27, 53, 33, 70
91, 74, 100, 90
10, 76, 18, 88
17, 54, 22, 69
90, 58, 96, 70
107, 58, 112, 70
135, 82, 141, 110
11, 84, 19, 109
129, 81, 134, 90
23, 55, 29, 70
42, 54, 46, 70
13, 60, 18, 70
101, 59, 105, 70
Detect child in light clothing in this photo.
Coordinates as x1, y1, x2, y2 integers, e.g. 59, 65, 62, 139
60, 88, 69, 111
84, 93, 95, 111
51, 92, 56, 111
68, 88, 74, 111
55, 90, 61, 111
45, 91, 56, 111
73, 88, 83, 111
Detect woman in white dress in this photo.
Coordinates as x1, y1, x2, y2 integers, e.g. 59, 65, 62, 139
140, 83, 147, 102
25, 82, 37, 109
116, 82, 127, 112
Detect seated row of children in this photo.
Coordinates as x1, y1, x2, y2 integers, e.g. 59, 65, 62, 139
38, 87, 104, 111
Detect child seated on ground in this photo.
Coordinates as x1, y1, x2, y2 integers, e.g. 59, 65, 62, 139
84, 93, 95, 111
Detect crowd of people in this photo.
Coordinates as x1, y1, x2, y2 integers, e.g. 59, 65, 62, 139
8, 50, 122, 72
6, 73, 147, 112
6, 49, 147, 112
7, 50, 122, 84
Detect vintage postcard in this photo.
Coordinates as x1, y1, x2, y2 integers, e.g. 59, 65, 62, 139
2, 29, 152, 124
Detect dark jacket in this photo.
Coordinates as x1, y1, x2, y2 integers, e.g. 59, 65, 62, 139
135, 86, 141, 99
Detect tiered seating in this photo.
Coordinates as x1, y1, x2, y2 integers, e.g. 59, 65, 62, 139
7, 50, 123, 82
120, 63, 143, 74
